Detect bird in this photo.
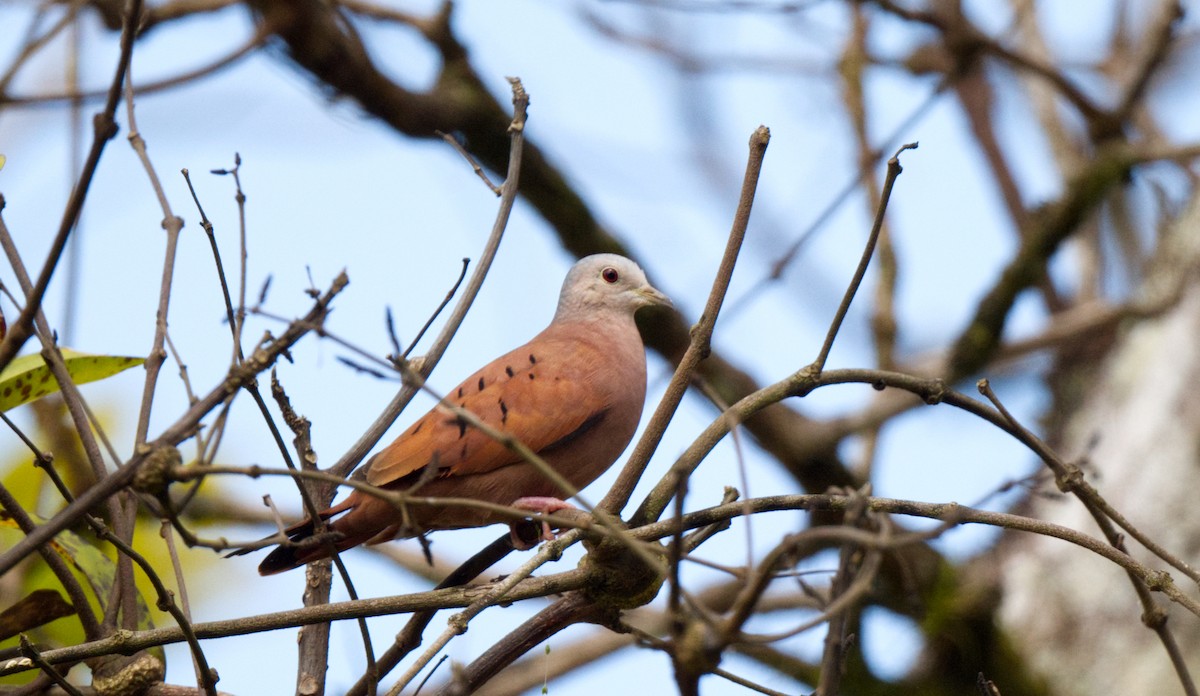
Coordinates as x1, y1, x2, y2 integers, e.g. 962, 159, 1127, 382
252, 254, 670, 575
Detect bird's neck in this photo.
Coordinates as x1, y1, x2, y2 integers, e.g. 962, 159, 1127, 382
544, 311, 644, 358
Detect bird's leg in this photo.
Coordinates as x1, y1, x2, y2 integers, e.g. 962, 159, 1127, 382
509, 496, 575, 549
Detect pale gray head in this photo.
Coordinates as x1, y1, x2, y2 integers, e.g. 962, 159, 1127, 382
553, 254, 671, 321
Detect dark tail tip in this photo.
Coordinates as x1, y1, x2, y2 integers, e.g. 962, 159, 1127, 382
257, 545, 306, 576
256, 524, 352, 575
229, 518, 320, 575
234, 500, 356, 575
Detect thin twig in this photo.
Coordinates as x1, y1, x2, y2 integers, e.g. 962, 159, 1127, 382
268, 372, 377, 696
435, 130, 500, 194
11, 489, 1200, 676
386, 539, 589, 695
977, 380, 1200, 585
0, 272, 349, 575
809, 143, 916, 374
400, 257, 470, 360
91, 522, 217, 696
18, 637, 83, 696
343, 536, 514, 696
0, 479, 102, 639
610, 124, 770, 520
327, 77, 530, 481
1, 29, 266, 109
0, 0, 142, 372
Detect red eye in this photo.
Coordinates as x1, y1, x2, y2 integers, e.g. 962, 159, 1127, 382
601, 267, 619, 284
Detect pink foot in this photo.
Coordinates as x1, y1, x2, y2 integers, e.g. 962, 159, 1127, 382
509, 497, 575, 549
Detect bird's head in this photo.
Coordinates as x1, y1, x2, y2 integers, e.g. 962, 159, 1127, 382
554, 254, 671, 320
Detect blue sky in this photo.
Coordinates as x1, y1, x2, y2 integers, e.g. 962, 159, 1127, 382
4, 1, 1194, 693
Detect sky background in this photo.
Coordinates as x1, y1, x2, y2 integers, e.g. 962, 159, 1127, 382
3, 1, 1196, 693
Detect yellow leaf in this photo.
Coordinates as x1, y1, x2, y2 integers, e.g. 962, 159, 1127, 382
0, 349, 144, 412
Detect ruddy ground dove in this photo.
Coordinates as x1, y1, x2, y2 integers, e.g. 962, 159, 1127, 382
254, 254, 670, 575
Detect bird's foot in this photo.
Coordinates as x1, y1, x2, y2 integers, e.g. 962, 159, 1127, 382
509, 496, 575, 550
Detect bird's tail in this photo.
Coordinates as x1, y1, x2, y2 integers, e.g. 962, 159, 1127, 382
230, 499, 365, 575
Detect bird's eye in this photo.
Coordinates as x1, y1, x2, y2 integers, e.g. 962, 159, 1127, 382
601, 267, 620, 284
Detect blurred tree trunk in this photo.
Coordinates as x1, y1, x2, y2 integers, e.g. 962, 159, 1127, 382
993, 193, 1200, 694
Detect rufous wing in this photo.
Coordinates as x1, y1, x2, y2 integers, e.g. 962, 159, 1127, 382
365, 334, 610, 488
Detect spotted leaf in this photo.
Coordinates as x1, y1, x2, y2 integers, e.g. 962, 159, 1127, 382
0, 349, 144, 412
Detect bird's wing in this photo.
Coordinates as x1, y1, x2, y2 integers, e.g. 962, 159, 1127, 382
365, 333, 610, 487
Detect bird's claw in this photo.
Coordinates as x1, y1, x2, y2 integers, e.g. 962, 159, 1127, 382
509, 497, 575, 550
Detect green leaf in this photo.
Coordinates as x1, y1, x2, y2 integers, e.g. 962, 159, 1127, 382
0, 349, 144, 412
0, 511, 163, 664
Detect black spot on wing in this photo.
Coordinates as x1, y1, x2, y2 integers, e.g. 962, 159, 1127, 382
542, 409, 609, 453
445, 415, 468, 439
457, 386, 464, 399
505, 366, 514, 377
478, 376, 485, 392
529, 354, 537, 364
413, 422, 423, 435
499, 399, 509, 425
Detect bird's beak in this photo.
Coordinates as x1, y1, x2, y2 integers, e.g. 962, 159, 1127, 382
636, 284, 673, 309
